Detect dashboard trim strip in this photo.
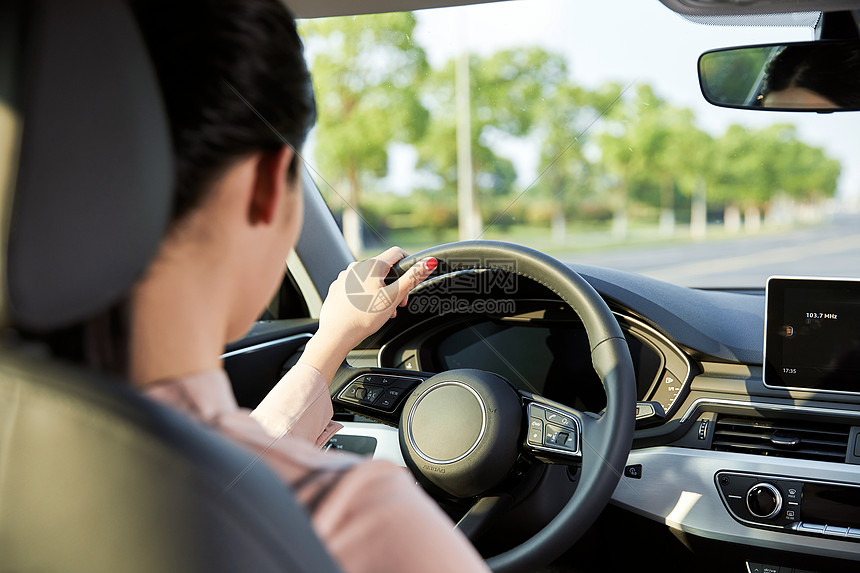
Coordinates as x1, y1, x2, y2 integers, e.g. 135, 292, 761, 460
679, 397, 860, 424
612, 310, 692, 382
220, 332, 313, 359
612, 310, 693, 415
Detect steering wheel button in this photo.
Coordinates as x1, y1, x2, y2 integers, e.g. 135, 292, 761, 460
544, 425, 564, 446
545, 412, 574, 430
530, 419, 543, 430
528, 404, 547, 421
343, 385, 360, 400
528, 429, 542, 445
560, 433, 577, 450
364, 386, 383, 403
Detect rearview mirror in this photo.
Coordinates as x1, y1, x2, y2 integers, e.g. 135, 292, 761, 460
698, 40, 860, 112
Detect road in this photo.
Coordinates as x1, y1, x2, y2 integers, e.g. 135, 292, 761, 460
562, 213, 860, 288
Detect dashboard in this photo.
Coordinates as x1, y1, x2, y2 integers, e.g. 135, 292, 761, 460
380, 303, 691, 422
331, 265, 860, 571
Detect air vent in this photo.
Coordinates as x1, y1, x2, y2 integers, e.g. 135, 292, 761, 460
712, 416, 850, 463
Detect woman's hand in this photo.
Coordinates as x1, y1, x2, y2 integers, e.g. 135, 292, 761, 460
319, 247, 437, 348
298, 247, 437, 381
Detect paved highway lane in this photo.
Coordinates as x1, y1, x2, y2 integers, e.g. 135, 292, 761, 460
564, 213, 860, 288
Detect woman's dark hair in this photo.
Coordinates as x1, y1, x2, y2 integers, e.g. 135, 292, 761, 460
134, 0, 317, 222
40, 0, 316, 376
763, 42, 860, 107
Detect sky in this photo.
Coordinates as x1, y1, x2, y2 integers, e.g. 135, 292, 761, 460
397, 0, 860, 201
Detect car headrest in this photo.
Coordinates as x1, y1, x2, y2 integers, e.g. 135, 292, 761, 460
2, 0, 172, 332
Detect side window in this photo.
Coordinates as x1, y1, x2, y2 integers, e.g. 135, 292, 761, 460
261, 271, 310, 320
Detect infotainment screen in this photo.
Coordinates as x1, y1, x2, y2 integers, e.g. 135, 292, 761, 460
764, 277, 860, 392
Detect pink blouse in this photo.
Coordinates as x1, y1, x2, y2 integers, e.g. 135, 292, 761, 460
144, 364, 490, 573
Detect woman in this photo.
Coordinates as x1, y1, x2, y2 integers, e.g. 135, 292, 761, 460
56, 0, 490, 571
762, 43, 860, 109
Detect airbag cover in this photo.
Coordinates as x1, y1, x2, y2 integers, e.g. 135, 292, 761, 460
400, 369, 522, 498
409, 383, 485, 463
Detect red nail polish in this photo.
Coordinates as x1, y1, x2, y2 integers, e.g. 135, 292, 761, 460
425, 257, 438, 272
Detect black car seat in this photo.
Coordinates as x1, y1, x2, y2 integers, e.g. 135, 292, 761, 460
0, 1, 342, 572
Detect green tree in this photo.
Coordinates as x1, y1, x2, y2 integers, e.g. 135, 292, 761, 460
416, 48, 568, 231
709, 123, 840, 232
300, 13, 430, 254
623, 89, 706, 237
770, 130, 840, 203
594, 84, 715, 239
530, 81, 609, 242
593, 84, 665, 238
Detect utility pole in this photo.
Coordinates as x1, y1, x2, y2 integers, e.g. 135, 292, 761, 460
455, 24, 479, 240
691, 175, 707, 240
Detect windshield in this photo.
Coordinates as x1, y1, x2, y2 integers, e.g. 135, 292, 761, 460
298, 0, 860, 288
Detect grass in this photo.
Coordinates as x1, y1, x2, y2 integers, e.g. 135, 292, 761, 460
357, 219, 807, 260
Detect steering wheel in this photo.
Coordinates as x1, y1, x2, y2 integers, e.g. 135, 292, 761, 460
332, 241, 635, 573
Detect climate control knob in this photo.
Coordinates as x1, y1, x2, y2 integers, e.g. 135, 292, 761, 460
746, 483, 782, 519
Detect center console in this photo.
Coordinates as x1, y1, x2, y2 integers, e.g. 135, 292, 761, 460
717, 471, 860, 540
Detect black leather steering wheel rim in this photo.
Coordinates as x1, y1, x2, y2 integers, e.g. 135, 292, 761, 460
389, 240, 637, 573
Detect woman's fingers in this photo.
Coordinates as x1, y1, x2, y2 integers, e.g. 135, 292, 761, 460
384, 257, 437, 306
375, 246, 409, 269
